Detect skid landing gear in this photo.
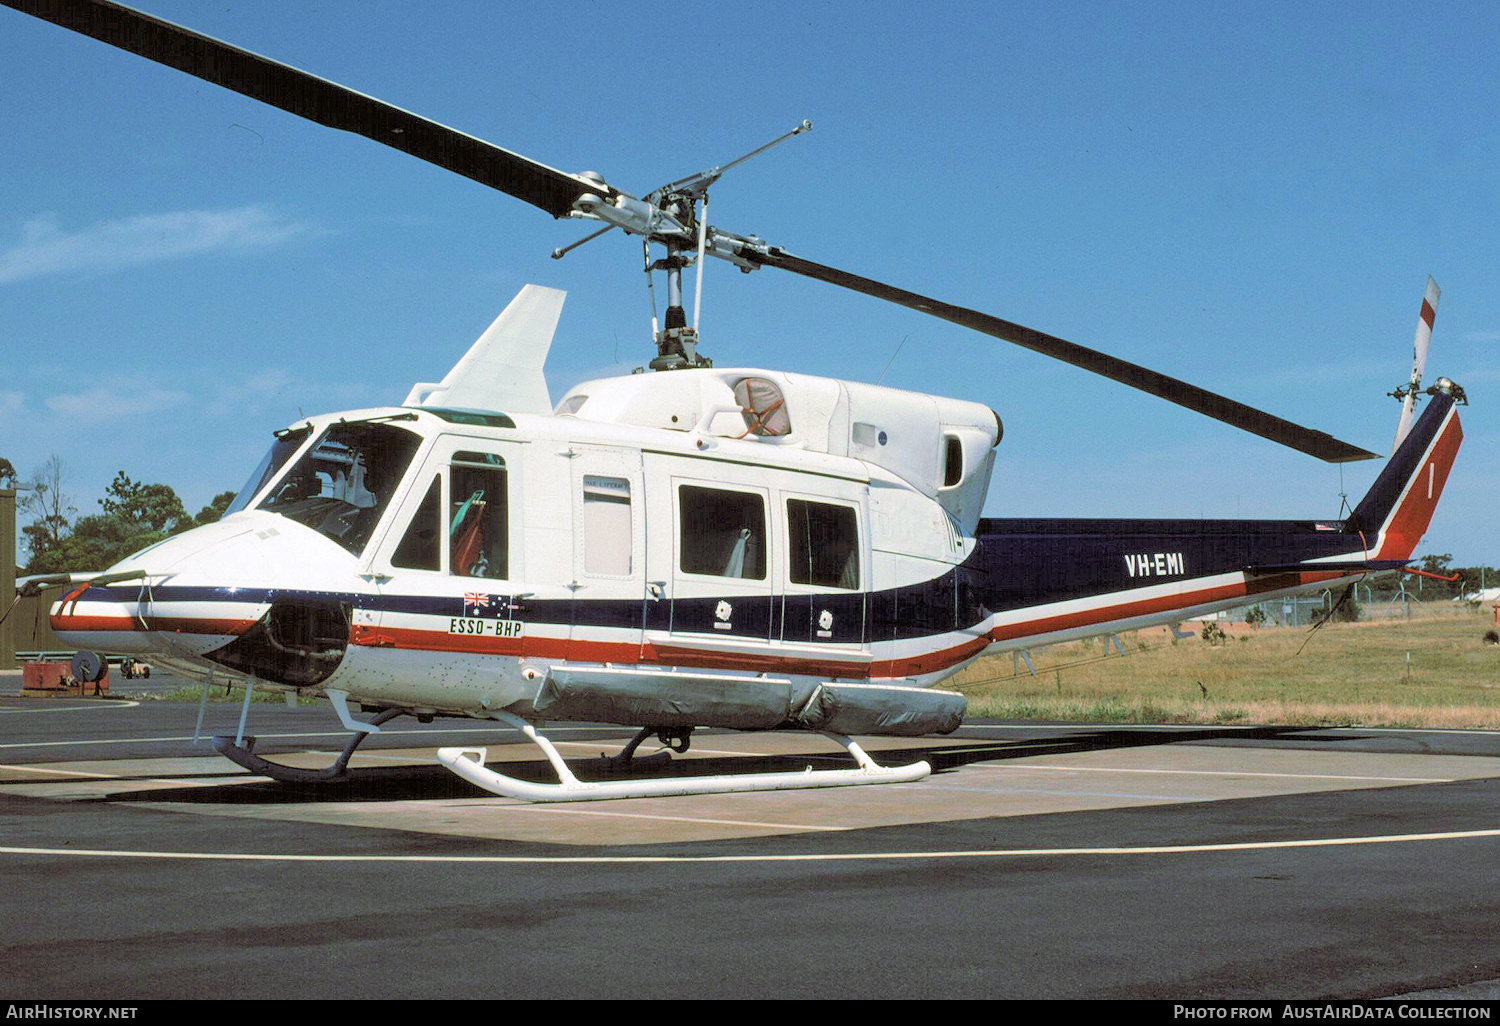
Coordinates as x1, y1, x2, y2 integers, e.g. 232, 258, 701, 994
437, 711, 931, 803
212, 707, 403, 784
601, 725, 693, 771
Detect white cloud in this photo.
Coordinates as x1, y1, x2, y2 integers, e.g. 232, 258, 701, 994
1461, 331, 1500, 343
44, 385, 189, 420
0, 206, 317, 284
0, 391, 22, 418
242, 368, 295, 396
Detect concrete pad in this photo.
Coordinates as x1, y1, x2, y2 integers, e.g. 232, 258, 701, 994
72, 739, 1500, 847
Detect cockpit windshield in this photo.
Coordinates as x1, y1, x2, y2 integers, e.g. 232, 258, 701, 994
224, 424, 312, 517
256, 421, 423, 556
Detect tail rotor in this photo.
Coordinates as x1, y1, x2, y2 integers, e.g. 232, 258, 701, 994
1390, 276, 1441, 453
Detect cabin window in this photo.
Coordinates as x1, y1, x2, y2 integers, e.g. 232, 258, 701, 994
787, 499, 860, 589
449, 451, 507, 580
391, 476, 441, 571
582, 475, 632, 576
257, 421, 422, 556
679, 485, 766, 580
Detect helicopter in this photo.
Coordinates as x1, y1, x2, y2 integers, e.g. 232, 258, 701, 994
5, 0, 1466, 802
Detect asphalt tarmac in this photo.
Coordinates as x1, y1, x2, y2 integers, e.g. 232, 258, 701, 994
4, 670, 1500, 1001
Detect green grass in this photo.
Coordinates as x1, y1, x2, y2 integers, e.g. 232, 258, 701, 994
952, 604, 1500, 729
140, 683, 315, 705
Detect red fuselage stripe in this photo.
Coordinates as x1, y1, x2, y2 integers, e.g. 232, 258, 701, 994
58, 570, 1359, 680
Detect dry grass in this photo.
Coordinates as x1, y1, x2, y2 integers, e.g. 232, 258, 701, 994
951, 603, 1500, 729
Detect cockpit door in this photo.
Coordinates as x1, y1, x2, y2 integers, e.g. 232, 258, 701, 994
358, 434, 528, 676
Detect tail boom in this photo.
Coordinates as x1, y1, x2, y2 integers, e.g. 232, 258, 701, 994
970, 391, 1463, 654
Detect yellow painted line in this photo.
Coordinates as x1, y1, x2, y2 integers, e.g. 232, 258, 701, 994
957, 723, 1500, 738
551, 740, 782, 759
4, 827, 1500, 863
0, 762, 251, 788
970, 763, 1455, 784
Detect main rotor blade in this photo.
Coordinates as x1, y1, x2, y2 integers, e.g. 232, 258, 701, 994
742, 247, 1378, 463
2, 0, 605, 218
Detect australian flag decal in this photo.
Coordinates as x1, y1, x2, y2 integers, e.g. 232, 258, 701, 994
463, 592, 506, 617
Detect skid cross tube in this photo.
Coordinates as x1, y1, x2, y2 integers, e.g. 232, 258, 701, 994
437, 711, 930, 803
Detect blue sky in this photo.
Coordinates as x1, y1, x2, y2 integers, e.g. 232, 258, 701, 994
2, 0, 1496, 566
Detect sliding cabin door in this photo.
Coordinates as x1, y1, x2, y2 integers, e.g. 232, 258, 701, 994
642, 464, 775, 672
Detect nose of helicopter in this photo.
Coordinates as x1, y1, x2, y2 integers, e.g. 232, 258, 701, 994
48, 515, 281, 661
48, 577, 158, 655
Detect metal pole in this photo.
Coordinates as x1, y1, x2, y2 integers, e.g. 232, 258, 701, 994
1, 488, 15, 670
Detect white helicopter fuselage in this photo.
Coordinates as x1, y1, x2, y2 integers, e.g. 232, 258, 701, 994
44, 286, 1466, 799
52, 363, 1003, 727
48, 283, 1465, 750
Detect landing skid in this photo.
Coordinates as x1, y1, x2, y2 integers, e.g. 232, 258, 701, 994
437, 711, 931, 802
212, 708, 403, 784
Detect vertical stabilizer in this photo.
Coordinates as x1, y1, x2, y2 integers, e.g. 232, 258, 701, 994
1353, 389, 1463, 561
405, 284, 565, 415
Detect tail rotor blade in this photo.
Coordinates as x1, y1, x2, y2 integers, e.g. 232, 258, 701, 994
1393, 276, 1441, 453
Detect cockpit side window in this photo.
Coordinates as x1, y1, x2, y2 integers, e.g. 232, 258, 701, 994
391, 476, 441, 571
257, 422, 422, 556
450, 451, 507, 580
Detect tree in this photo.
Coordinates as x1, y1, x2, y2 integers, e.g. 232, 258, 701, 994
0, 458, 15, 488
100, 471, 190, 534
19, 455, 76, 571
1453, 564, 1500, 598
1417, 553, 1454, 576
16, 461, 235, 574
22, 513, 162, 575
192, 491, 237, 528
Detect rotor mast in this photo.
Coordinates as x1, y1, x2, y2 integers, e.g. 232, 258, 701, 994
559, 121, 814, 370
